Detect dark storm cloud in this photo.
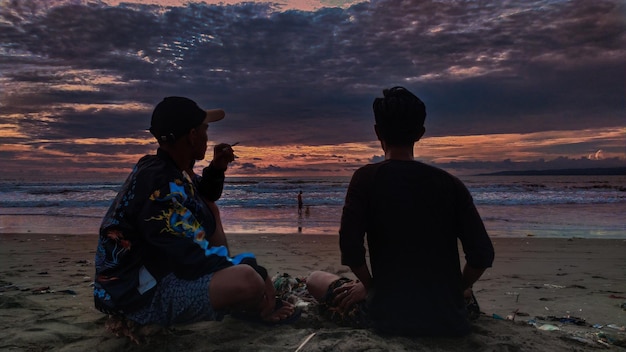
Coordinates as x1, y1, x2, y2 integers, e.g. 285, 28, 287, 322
1, 0, 624, 152
1, 97, 150, 141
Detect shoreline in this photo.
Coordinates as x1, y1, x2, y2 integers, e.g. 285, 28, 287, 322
0, 228, 626, 241
1, 234, 625, 351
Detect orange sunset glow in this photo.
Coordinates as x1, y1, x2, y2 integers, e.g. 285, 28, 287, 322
1, 0, 624, 181
1, 126, 623, 181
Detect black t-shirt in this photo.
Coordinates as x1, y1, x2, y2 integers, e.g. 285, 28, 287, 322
340, 160, 494, 336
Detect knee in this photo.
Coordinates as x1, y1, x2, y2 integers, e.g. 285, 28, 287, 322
308, 270, 336, 283
237, 264, 265, 298
306, 271, 336, 300
211, 264, 265, 305
307, 271, 326, 283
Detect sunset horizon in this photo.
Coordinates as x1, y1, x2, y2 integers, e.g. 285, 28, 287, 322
1, 0, 624, 182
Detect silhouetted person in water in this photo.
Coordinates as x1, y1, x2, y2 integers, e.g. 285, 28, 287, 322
297, 191, 303, 215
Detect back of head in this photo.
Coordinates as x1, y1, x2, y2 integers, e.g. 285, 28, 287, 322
373, 86, 426, 146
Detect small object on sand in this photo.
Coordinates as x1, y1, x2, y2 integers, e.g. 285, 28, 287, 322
596, 339, 611, 348
506, 309, 519, 321
547, 315, 587, 326
0, 284, 18, 292
295, 332, 316, 352
537, 324, 560, 331
561, 335, 601, 347
606, 324, 625, 332
58, 289, 77, 295
31, 286, 51, 294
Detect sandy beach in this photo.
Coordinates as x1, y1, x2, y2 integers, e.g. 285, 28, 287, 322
1, 233, 625, 351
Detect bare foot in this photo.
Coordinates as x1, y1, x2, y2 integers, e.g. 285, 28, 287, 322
261, 299, 298, 323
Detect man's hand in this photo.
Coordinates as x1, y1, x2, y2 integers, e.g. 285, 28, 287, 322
463, 287, 473, 300
212, 143, 237, 170
333, 280, 366, 311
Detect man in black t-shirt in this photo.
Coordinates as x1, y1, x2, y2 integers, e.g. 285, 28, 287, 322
306, 87, 494, 336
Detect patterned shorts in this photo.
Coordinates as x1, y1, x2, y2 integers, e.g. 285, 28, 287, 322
124, 273, 224, 326
317, 277, 372, 328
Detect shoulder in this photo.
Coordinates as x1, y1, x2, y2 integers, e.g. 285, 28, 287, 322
418, 164, 475, 203
412, 161, 466, 184
353, 162, 377, 175
132, 154, 184, 193
350, 162, 382, 183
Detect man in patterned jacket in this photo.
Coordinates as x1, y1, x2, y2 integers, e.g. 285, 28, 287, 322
94, 97, 298, 341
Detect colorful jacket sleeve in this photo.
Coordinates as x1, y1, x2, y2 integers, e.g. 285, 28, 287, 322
137, 177, 252, 280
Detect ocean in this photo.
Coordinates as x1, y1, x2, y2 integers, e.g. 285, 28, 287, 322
0, 175, 624, 239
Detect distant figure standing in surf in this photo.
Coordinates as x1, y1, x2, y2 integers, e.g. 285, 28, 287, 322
297, 191, 303, 215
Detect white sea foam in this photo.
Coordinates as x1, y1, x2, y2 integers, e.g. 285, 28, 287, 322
0, 175, 624, 238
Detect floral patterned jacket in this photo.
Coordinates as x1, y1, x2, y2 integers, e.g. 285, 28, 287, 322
94, 148, 255, 313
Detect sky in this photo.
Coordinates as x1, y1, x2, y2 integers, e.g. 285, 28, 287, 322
1, 0, 624, 181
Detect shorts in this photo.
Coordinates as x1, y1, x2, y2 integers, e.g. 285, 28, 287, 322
317, 277, 372, 328
124, 273, 225, 326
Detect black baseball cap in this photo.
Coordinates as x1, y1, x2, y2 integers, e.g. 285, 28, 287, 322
149, 96, 225, 142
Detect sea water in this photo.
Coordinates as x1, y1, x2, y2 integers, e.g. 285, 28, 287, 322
0, 175, 624, 238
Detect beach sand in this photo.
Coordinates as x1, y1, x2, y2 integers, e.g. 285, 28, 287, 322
1, 233, 625, 351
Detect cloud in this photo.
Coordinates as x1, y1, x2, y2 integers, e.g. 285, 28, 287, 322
1, 0, 624, 179
588, 149, 604, 160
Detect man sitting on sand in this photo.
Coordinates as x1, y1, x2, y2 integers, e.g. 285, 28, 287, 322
306, 86, 495, 336
93, 97, 298, 342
